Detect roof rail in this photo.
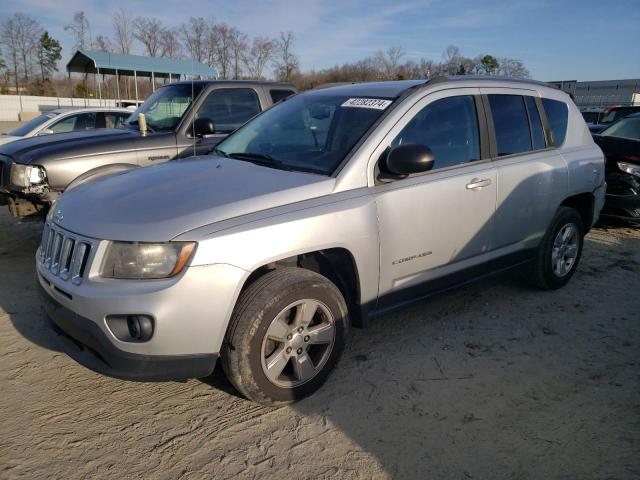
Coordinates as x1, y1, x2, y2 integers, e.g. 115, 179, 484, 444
426, 75, 549, 87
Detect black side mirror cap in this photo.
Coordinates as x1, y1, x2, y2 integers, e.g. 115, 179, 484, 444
192, 117, 216, 137
379, 143, 435, 181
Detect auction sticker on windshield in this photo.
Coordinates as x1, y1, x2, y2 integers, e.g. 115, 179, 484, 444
341, 98, 392, 110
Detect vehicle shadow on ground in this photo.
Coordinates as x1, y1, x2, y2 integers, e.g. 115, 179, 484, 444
0, 215, 65, 352
287, 230, 640, 478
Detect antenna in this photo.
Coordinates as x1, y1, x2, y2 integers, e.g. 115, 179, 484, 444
191, 58, 196, 158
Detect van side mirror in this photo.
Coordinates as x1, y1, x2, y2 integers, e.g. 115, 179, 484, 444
193, 117, 216, 137
379, 143, 435, 181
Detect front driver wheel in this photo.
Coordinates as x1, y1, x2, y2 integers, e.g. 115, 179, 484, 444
221, 268, 349, 405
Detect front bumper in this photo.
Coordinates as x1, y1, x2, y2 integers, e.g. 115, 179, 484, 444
37, 247, 248, 381
40, 282, 217, 380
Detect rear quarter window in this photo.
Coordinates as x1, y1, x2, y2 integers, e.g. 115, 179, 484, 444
542, 98, 569, 147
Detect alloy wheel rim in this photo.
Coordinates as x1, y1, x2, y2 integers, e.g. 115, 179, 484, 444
551, 223, 579, 277
260, 299, 336, 388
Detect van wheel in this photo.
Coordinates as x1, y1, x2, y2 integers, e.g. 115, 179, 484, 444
530, 206, 584, 290
221, 268, 349, 405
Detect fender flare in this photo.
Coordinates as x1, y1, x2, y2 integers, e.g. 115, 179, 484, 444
65, 163, 139, 191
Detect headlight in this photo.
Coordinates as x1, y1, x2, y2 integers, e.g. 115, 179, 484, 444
10, 164, 46, 187
101, 242, 196, 279
618, 161, 640, 178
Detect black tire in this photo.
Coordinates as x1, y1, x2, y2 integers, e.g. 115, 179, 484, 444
530, 206, 584, 290
221, 267, 349, 405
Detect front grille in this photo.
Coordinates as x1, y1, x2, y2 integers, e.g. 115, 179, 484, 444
39, 222, 94, 285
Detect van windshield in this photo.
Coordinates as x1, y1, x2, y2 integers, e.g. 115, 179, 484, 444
215, 93, 394, 175
125, 83, 204, 131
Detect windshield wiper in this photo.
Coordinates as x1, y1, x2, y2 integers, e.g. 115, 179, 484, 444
227, 152, 292, 170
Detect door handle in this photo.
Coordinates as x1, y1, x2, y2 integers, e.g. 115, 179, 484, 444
466, 178, 492, 190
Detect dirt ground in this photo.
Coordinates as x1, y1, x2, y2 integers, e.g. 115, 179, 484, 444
0, 208, 639, 480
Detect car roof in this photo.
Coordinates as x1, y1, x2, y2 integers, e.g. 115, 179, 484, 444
171, 80, 296, 89
49, 107, 131, 114
305, 76, 553, 99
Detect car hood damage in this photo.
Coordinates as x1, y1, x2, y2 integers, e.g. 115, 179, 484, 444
52, 156, 335, 241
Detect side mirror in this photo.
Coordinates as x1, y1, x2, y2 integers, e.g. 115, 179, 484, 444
380, 143, 435, 181
193, 117, 215, 137
37, 128, 54, 136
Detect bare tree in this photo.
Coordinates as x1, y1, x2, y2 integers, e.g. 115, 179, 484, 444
1, 16, 21, 92
273, 31, 299, 82
160, 29, 182, 59
92, 35, 112, 52
375, 46, 405, 79
112, 9, 135, 54
65, 11, 90, 51
497, 57, 530, 78
243, 37, 275, 79
231, 30, 248, 79
134, 17, 163, 57
442, 45, 462, 75
180, 17, 207, 63
207, 22, 233, 78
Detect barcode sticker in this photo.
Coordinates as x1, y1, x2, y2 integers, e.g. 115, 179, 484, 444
341, 98, 392, 110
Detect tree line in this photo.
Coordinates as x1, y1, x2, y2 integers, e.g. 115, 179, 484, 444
0, 10, 530, 97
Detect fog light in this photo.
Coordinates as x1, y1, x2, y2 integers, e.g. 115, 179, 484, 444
127, 315, 154, 341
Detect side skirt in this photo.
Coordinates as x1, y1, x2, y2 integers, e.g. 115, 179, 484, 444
365, 249, 535, 322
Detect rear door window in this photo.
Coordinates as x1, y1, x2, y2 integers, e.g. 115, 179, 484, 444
525, 96, 546, 150
391, 95, 480, 170
270, 89, 295, 103
197, 88, 262, 134
488, 95, 532, 156
541, 98, 568, 147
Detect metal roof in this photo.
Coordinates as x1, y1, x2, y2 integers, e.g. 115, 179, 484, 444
66, 50, 217, 78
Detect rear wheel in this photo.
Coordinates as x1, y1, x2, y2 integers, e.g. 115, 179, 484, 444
221, 268, 349, 405
530, 206, 584, 290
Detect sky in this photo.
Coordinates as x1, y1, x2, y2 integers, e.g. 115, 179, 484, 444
1, 0, 638, 81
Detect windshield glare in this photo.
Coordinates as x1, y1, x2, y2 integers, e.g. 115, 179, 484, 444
216, 93, 393, 175
8, 113, 57, 136
126, 84, 201, 131
601, 117, 640, 141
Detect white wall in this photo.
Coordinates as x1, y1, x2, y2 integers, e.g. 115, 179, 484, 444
0, 95, 126, 121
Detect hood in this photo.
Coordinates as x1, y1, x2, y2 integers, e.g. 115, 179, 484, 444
593, 134, 640, 161
0, 128, 142, 164
0, 135, 21, 146
52, 156, 335, 241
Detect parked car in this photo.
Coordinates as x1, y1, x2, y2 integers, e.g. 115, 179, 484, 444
0, 107, 132, 146
0, 81, 296, 217
37, 77, 605, 405
580, 107, 605, 125
593, 112, 640, 222
589, 105, 640, 133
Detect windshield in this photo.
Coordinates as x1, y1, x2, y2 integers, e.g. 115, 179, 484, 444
125, 84, 203, 131
216, 93, 393, 175
601, 116, 640, 141
8, 112, 57, 136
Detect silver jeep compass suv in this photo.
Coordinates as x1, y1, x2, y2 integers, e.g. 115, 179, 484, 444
37, 77, 606, 405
